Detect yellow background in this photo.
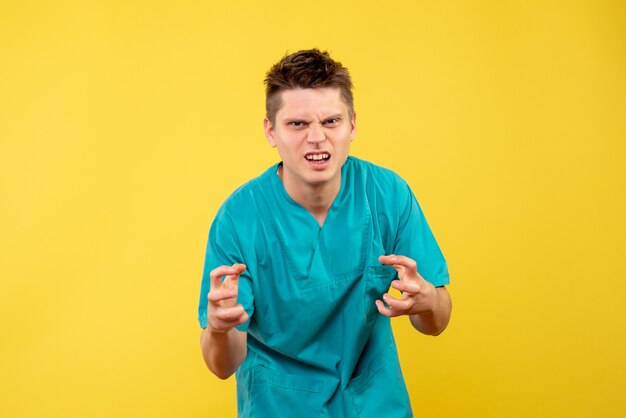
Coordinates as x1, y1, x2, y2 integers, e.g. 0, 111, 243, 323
1, 1, 625, 417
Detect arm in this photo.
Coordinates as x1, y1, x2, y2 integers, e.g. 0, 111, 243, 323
377, 255, 452, 336
408, 286, 451, 336
200, 264, 249, 379
200, 327, 247, 380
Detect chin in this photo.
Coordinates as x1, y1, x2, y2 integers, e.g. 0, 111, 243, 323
306, 171, 338, 186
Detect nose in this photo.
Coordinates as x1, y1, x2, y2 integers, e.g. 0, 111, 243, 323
307, 123, 326, 144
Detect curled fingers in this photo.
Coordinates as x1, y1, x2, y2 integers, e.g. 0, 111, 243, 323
209, 304, 249, 332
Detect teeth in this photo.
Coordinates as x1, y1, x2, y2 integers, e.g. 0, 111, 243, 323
306, 153, 329, 161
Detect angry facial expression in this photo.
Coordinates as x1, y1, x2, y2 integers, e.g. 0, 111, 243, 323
264, 87, 356, 194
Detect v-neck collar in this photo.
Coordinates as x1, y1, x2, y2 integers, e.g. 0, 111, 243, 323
270, 158, 351, 230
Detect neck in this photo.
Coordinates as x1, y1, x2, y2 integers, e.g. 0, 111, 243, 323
278, 166, 341, 227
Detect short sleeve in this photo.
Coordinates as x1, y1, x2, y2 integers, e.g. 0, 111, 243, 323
393, 183, 450, 287
197, 212, 254, 331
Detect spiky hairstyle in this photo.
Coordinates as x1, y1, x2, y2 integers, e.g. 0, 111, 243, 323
264, 49, 354, 123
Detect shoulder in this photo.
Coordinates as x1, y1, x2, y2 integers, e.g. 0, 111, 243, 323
214, 164, 278, 224
347, 156, 410, 195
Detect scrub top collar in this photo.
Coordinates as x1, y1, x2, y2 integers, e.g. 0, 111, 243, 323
271, 158, 352, 230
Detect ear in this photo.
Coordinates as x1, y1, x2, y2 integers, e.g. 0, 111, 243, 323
349, 112, 357, 142
264, 118, 277, 147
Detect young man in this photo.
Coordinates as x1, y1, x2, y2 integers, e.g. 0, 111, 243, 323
198, 49, 451, 418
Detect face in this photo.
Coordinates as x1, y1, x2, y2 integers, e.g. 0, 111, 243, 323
264, 87, 356, 192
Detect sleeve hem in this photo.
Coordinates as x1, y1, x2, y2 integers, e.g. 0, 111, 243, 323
429, 274, 450, 288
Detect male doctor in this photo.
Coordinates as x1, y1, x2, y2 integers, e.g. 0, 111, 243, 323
198, 49, 451, 417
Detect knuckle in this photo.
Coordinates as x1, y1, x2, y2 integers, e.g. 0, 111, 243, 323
216, 311, 232, 321
208, 291, 225, 303
211, 265, 232, 280
238, 313, 249, 325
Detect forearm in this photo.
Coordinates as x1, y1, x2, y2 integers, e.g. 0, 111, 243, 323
200, 327, 247, 379
409, 287, 451, 336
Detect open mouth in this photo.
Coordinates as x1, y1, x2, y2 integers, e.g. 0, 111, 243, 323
304, 153, 330, 164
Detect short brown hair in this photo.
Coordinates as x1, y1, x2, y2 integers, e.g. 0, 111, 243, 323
264, 49, 354, 124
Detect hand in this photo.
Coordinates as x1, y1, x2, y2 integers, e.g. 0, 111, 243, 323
207, 264, 249, 333
376, 255, 438, 318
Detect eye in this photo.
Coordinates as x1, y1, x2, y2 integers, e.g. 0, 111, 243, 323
288, 121, 306, 128
323, 118, 339, 126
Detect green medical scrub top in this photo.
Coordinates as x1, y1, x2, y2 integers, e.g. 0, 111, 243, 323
198, 157, 449, 418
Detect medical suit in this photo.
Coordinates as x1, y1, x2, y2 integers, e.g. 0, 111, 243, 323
198, 156, 449, 417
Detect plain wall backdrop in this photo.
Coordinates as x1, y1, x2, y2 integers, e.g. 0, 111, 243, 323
1, 1, 625, 417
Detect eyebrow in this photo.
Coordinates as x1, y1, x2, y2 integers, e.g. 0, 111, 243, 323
283, 113, 343, 121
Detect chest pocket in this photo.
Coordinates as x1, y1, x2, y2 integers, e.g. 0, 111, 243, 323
363, 264, 397, 317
